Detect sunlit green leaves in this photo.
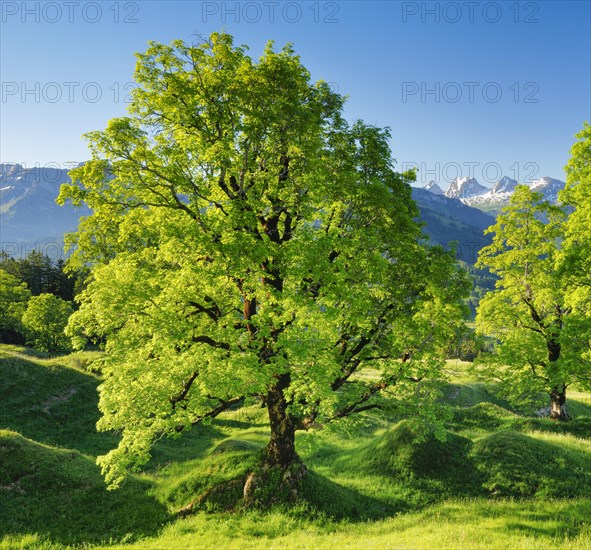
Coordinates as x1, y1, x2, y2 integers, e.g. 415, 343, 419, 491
59, 32, 467, 487
476, 180, 591, 408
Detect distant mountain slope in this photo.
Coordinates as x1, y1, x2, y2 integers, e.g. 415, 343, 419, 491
411, 188, 495, 264
0, 164, 88, 245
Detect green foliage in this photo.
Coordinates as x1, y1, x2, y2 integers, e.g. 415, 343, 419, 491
445, 323, 485, 361
21, 294, 73, 353
472, 430, 591, 498
57, 32, 469, 487
0, 270, 30, 343
475, 184, 590, 414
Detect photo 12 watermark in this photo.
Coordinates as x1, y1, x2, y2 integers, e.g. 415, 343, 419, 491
201, 1, 339, 24
1, 161, 82, 183
1, 1, 140, 24
401, 2, 540, 24
2, 80, 341, 104
0, 241, 68, 261
401, 161, 540, 185
1, 81, 137, 104
401, 81, 540, 104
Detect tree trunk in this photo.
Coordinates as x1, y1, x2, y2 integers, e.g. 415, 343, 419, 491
550, 385, 570, 421
243, 373, 306, 505
265, 373, 298, 468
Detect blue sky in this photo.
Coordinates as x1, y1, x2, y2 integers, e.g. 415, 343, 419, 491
1, 1, 589, 188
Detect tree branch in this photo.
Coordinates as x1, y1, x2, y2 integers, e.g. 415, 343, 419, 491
192, 335, 230, 349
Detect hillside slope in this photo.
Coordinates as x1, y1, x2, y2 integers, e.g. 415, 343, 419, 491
411, 188, 494, 264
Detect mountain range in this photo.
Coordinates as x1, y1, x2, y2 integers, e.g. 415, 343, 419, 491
429, 175, 566, 215
0, 163, 565, 266
0, 164, 88, 249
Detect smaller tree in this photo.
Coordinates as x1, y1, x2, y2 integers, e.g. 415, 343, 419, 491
559, 123, 591, 372
475, 185, 588, 420
0, 270, 31, 343
21, 293, 73, 353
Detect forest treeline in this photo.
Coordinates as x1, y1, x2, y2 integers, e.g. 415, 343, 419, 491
0, 251, 83, 351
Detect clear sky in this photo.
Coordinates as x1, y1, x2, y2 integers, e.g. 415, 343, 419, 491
1, 1, 590, 188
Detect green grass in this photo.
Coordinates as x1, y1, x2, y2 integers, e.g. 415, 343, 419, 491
1, 344, 591, 549
0, 430, 167, 546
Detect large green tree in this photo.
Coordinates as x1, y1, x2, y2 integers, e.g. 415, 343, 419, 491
58, 33, 468, 494
476, 185, 589, 420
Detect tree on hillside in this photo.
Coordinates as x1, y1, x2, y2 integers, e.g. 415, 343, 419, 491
0, 270, 30, 344
58, 33, 468, 496
475, 185, 589, 420
559, 123, 591, 372
21, 293, 73, 354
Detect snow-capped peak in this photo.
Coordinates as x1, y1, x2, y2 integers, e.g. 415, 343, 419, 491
491, 176, 518, 194
530, 176, 563, 191
423, 180, 444, 195
528, 176, 565, 203
445, 177, 488, 199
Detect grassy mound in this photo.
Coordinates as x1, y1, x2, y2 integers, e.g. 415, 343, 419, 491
161, 435, 397, 520
0, 348, 115, 455
352, 420, 482, 496
472, 430, 591, 498
0, 430, 167, 546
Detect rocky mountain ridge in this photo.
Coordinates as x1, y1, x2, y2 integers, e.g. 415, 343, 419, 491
422, 175, 566, 214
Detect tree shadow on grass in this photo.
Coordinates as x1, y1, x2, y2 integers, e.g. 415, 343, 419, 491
298, 469, 400, 520
489, 500, 591, 541
0, 431, 169, 547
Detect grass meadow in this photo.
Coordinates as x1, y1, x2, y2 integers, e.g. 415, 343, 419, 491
1, 347, 591, 549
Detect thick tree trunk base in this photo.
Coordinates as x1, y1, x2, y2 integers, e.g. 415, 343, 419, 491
175, 453, 308, 518
550, 387, 570, 421
550, 405, 570, 421
243, 453, 307, 508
